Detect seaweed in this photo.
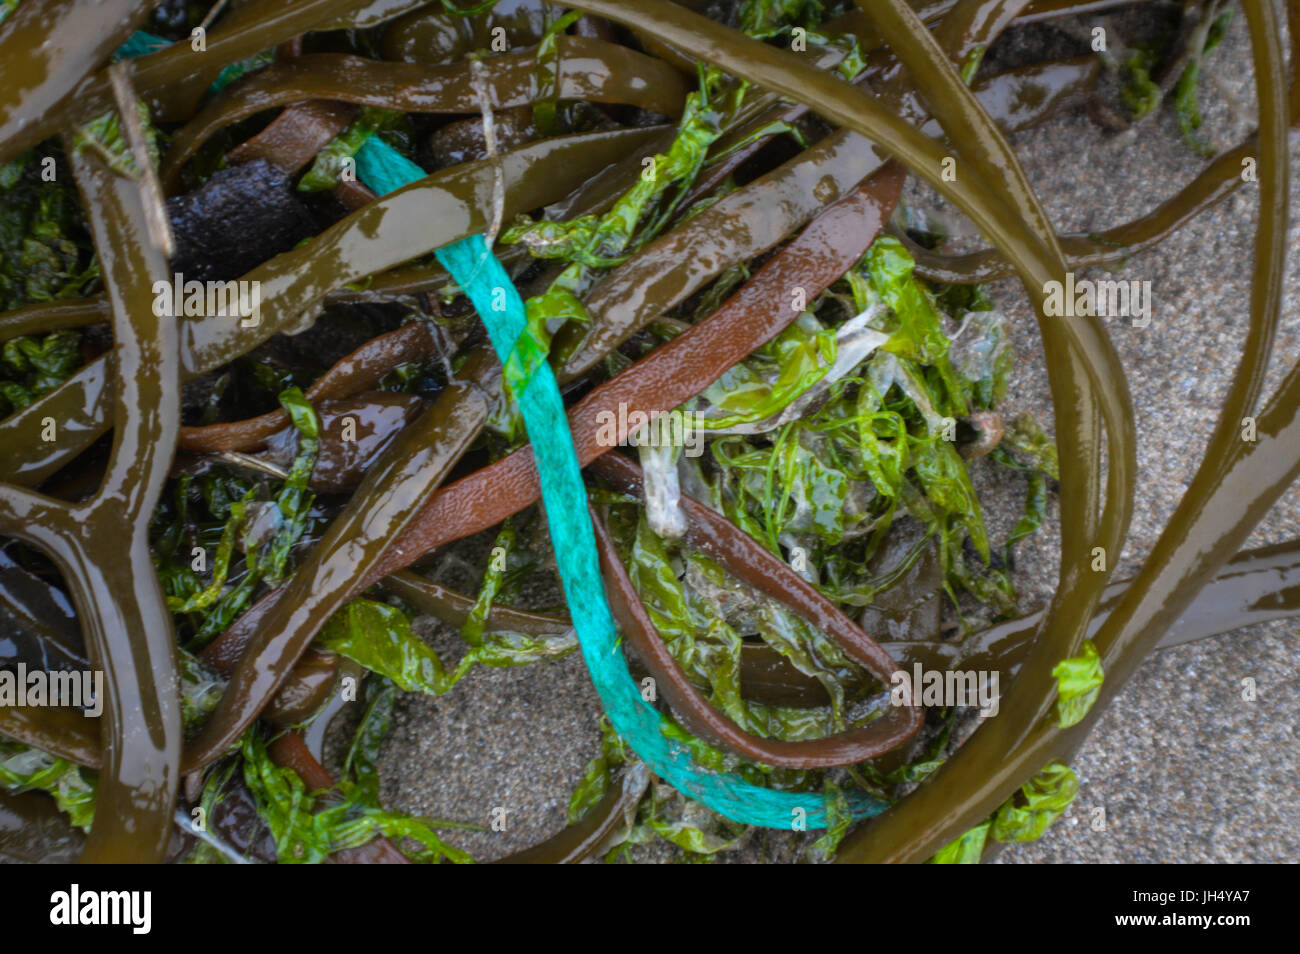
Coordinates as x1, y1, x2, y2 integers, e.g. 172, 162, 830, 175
0, 0, 1295, 866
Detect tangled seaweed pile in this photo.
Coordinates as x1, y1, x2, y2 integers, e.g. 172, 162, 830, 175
0, 0, 1296, 863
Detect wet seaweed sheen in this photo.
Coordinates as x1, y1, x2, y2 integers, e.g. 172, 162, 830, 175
0, 0, 1294, 864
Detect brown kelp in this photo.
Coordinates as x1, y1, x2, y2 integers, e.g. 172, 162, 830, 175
0, 0, 1295, 863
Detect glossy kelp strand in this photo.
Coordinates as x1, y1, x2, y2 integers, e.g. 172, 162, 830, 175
9, 526, 1300, 820
319, 0, 436, 31
0, 789, 85, 863
436, 231, 887, 827
114, 27, 274, 99
0, 129, 660, 487
0, 146, 182, 862
902, 134, 1260, 284
329, 0, 1040, 575
226, 100, 359, 178
496, 763, 651, 863
0, 0, 1289, 857
0, 298, 112, 345
875, 539, 1300, 681
382, 571, 574, 639
260, 649, 340, 727
837, 0, 1293, 862
0, 705, 99, 773
0, 0, 156, 157
0, 547, 86, 673
591, 500, 920, 769
836, 0, 1163, 44
919, 56, 1100, 138
183, 370, 491, 773
316, 162, 905, 596
178, 321, 440, 453
1291, 0, 1300, 122
21, 528, 1299, 779
160, 39, 689, 191
382, 0, 556, 64
858, 0, 1133, 742
549, 0, 1081, 385
0, 0, 367, 165
301, 657, 366, 765
295, 393, 428, 494
684, 52, 1097, 214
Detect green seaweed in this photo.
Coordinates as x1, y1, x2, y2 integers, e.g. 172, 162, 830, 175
299, 107, 411, 192
697, 238, 1013, 615
567, 717, 631, 822
0, 148, 99, 317
0, 330, 82, 415
0, 741, 97, 830
155, 388, 321, 649
1051, 639, 1104, 729
1122, 47, 1163, 120
803, 779, 851, 862
927, 819, 989, 863
989, 761, 1079, 843
928, 760, 1079, 862
1173, 10, 1234, 156
239, 720, 474, 864
532, 9, 583, 136
73, 102, 161, 180
318, 595, 575, 695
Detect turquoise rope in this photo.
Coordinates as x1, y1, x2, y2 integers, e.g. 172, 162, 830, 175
355, 136, 424, 196
112, 20, 886, 833
331, 136, 889, 827
113, 31, 171, 61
